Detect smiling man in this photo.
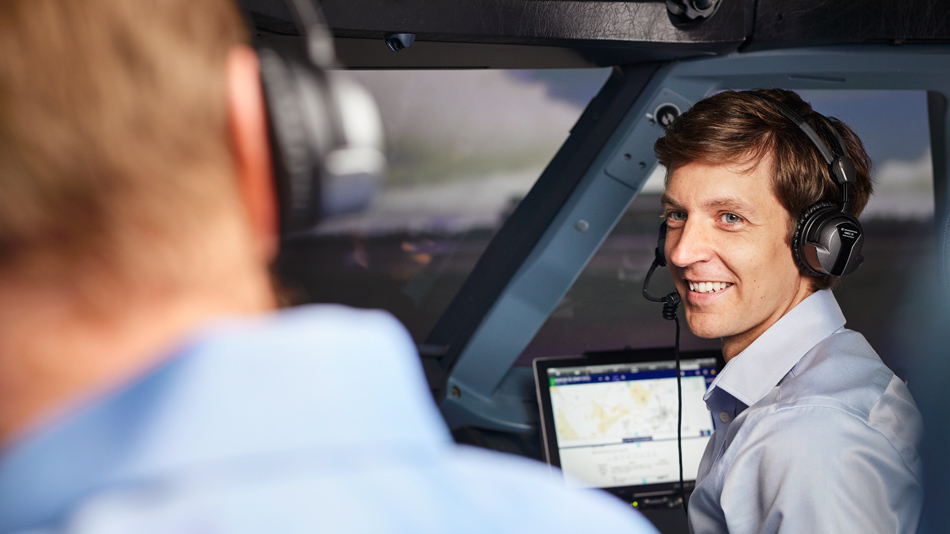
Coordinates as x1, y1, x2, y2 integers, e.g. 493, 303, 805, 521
654, 89, 923, 533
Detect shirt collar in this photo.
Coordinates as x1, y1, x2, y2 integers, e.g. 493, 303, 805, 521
704, 289, 846, 407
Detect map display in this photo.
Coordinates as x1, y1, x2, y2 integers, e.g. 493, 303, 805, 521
546, 360, 716, 489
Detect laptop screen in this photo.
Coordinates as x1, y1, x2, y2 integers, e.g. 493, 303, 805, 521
534, 348, 721, 504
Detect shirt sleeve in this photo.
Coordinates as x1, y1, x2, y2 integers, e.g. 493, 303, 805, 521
717, 404, 922, 534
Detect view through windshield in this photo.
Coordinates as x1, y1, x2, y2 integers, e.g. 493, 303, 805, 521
275, 68, 612, 342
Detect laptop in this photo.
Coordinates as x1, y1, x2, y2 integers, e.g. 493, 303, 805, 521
533, 348, 722, 508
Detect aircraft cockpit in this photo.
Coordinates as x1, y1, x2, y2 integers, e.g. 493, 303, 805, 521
248, 1, 949, 531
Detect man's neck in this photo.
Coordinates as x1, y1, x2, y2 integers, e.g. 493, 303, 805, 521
0, 276, 276, 446
720, 284, 817, 361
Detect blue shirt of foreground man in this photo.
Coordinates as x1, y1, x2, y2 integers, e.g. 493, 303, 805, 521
654, 89, 922, 533
0, 1, 658, 533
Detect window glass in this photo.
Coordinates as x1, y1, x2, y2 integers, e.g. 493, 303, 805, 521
519, 89, 934, 377
275, 68, 612, 343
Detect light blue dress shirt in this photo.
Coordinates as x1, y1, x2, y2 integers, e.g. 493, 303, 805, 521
0, 305, 658, 534
688, 290, 923, 534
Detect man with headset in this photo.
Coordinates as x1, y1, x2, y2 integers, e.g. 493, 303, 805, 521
0, 1, 660, 532
653, 89, 923, 533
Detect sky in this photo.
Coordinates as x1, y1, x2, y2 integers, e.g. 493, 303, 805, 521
320, 71, 934, 234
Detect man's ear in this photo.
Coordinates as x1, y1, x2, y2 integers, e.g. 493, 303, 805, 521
226, 45, 278, 261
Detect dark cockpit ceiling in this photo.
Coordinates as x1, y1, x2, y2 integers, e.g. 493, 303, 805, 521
238, 0, 950, 69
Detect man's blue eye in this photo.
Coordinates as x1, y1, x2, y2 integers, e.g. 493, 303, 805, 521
722, 213, 742, 223
668, 211, 687, 221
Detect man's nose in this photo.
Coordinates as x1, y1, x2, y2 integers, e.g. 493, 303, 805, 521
667, 220, 712, 267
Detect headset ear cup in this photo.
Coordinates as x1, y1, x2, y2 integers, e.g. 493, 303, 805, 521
257, 41, 386, 237
793, 202, 837, 275
793, 202, 837, 276
794, 201, 864, 276
258, 45, 330, 235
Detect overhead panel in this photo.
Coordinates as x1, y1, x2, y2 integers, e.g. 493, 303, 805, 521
748, 0, 950, 51
239, 0, 747, 68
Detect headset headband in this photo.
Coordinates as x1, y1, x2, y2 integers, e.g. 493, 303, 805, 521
748, 91, 856, 214
285, 0, 336, 67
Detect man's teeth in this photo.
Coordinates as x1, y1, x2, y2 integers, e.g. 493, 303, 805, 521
688, 281, 733, 294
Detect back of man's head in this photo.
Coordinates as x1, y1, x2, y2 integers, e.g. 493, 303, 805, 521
0, 0, 283, 445
0, 0, 250, 303
654, 88, 873, 290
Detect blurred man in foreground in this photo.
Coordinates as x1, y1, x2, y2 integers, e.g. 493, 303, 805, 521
0, 1, 658, 532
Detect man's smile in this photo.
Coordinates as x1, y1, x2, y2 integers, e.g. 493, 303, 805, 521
687, 281, 734, 294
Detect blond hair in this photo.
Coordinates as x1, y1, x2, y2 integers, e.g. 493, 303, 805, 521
0, 0, 249, 297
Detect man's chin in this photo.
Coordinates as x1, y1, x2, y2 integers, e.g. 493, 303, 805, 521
682, 311, 729, 340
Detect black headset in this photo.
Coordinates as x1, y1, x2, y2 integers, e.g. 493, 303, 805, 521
254, 0, 385, 236
749, 91, 865, 277
652, 92, 865, 278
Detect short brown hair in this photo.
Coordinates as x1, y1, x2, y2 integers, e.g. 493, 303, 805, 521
0, 0, 248, 294
653, 88, 873, 290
